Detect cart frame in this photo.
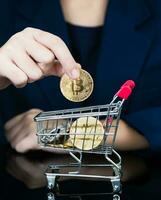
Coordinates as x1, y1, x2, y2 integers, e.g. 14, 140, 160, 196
35, 80, 135, 195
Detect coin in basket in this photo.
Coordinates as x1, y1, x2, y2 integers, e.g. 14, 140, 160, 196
40, 120, 69, 144
69, 117, 104, 150
63, 139, 74, 148
60, 69, 94, 102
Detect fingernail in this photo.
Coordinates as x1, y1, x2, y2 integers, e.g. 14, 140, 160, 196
70, 68, 80, 79
76, 63, 82, 69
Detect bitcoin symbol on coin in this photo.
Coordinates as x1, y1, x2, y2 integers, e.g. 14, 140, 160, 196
71, 79, 84, 95
69, 117, 104, 150
60, 69, 94, 102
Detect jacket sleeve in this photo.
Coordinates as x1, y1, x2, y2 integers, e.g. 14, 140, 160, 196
122, 106, 161, 151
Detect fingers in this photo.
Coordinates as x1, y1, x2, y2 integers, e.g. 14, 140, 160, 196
5, 112, 26, 131
31, 28, 80, 78
38, 60, 65, 77
6, 44, 43, 83
5, 109, 42, 153
0, 56, 28, 88
14, 133, 40, 153
0, 27, 80, 90
6, 122, 28, 146
24, 38, 55, 64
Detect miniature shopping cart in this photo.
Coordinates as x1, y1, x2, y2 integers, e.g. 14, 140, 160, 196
35, 80, 135, 196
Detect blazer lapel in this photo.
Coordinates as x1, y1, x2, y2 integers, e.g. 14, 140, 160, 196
93, 0, 155, 105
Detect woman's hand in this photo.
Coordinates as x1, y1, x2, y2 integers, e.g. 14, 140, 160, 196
5, 109, 42, 153
0, 27, 80, 90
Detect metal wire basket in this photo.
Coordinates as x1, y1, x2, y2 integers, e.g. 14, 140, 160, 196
35, 80, 135, 194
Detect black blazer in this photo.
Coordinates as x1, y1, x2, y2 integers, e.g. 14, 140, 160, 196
0, 0, 161, 150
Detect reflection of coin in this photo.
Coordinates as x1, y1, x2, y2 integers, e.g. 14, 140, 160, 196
69, 117, 104, 150
60, 69, 94, 102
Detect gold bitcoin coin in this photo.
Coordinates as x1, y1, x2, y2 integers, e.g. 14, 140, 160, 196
60, 69, 94, 102
63, 139, 74, 148
69, 117, 104, 150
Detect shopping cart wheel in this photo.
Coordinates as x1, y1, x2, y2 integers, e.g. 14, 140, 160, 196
47, 175, 57, 190
47, 192, 55, 200
113, 194, 120, 200
111, 179, 121, 193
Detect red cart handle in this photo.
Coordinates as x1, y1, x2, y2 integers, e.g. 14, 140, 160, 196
116, 80, 135, 100
121, 80, 135, 89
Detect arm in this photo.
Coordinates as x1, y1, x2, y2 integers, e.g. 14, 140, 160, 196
120, 107, 161, 151
4, 108, 152, 153
114, 119, 149, 151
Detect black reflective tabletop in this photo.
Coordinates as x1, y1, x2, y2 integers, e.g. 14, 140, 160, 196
0, 145, 161, 200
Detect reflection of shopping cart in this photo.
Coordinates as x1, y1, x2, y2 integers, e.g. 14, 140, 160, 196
35, 80, 135, 196
47, 179, 121, 200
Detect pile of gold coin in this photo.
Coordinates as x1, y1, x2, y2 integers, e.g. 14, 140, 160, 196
41, 117, 104, 151
69, 117, 104, 150
44, 117, 105, 151
60, 69, 94, 102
